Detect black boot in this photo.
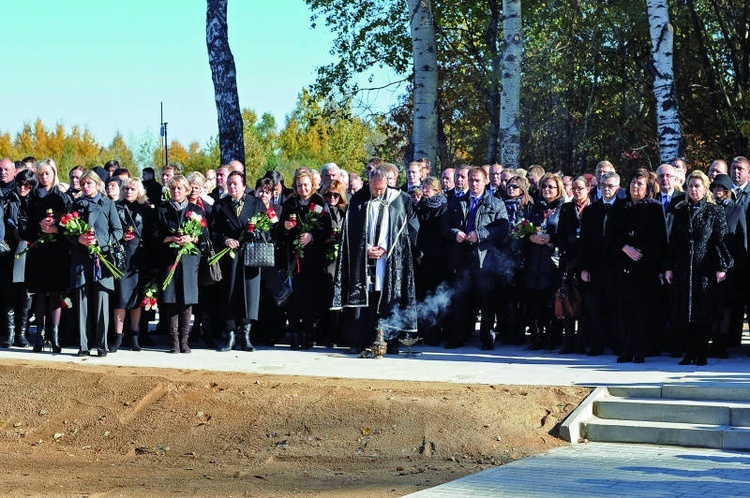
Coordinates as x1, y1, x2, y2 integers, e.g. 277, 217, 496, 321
33, 326, 45, 352
129, 331, 141, 351
109, 333, 123, 353
13, 305, 30, 347
0, 308, 14, 348
49, 325, 61, 354
218, 330, 235, 352
239, 323, 255, 352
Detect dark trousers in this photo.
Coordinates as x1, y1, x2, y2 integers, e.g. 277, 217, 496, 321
450, 270, 497, 347
75, 283, 109, 353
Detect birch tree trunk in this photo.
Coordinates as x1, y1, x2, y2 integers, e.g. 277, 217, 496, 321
408, 0, 438, 167
206, 0, 245, 165
500, 0, 522, 170
646, 0, 681, 163
486, 0, 503, 165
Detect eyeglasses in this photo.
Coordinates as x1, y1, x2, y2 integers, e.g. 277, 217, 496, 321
507, 185, 520, 190
571, 186, 586, 191
542, 184, 558, 190
600, 183, 619, 189
324, 192, 340, 198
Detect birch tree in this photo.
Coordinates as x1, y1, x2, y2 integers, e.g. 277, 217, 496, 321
499, 0, 522, 169
646, 0, 681, 162
408, 0, 438, 166
206, 0, 245, 165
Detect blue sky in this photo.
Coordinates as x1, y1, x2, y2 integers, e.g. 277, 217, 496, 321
2, 0, 401, 149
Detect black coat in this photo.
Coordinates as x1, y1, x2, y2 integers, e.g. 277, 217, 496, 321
113, 201, 152, 309
153, 202, 207, 305
22, 186, 71, 293
281, 193, 332, 319
664, 198, 733, 325
579, 197, 627, 299
616, 199, 667, 302
213, 194, 266, 321
519, 198, 562, 292
553, 200, 590, 274
415, 194, 448, 294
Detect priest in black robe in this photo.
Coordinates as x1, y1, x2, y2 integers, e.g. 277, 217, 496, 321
332, 165, 419, 354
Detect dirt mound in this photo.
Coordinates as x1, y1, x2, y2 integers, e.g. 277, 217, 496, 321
0, 360, 587, 496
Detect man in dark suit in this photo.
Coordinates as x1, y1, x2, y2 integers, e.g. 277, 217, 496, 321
655, 163, 686, 355
730, 156, 750, 209
579, 171, 626, 355
656, 164, 685, 243
209, 164, 230, 203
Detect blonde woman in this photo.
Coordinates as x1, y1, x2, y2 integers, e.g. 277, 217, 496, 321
664, 170, 733, 366
20, 159, 71, 353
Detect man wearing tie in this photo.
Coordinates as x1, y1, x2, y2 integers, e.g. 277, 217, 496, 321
656, 164, 684, 241
443, 167, 510, 349
730, 156, 750, 209
579, 171, 626, 356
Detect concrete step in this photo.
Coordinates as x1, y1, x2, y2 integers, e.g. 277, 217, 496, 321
594, 397, 750, 426
608, 385, 750, 402
582, 417, 750, 450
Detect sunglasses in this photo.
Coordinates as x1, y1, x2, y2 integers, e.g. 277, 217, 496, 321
324, 192, 340, 198
507, 185, 520, 190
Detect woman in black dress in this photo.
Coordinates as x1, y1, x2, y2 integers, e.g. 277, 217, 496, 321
112, 177, 152, 352
281, 169, 332, 349
68, 171, 123, 357
153, 175, 207, 354
664, 170, 733, 366
22, 159, 71, 353
213, 171, 266, 352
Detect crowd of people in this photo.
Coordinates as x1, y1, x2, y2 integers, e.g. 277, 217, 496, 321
0, 154, 748, 365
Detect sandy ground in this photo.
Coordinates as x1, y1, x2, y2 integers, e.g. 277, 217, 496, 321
0, 360, 587, 496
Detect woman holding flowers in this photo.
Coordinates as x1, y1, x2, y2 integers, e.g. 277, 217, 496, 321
112, 177, 153, 352
153, 175, 207, 354
253, 177, 286, 347
519, 173, 564, 350
281, 168, 332, 349
21, 159, 71, 353
67, 170, 123, 357
212, 171, 266, 352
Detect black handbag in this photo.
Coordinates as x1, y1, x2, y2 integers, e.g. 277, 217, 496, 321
243, 240, 275, 268
108, 236, 127, 272
200, 239, 223, 286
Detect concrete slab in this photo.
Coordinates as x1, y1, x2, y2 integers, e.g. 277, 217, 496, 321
404, 443, 750, 497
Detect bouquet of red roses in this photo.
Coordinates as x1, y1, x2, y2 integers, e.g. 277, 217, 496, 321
60, 211, 124, 278
292, 203, 324, 260
139, 279, 158, 311
511, 218, 539, 239
207, 206, 278, 266
16, 209, 57, 258
162, 210, 206, 290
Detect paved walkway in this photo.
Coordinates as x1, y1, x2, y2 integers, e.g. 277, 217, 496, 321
405, 442, 750, 497
3, 339, 750, 497
2, 341, 749, 387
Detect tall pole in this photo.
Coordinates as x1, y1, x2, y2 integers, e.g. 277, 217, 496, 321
160, 101, 169, 167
